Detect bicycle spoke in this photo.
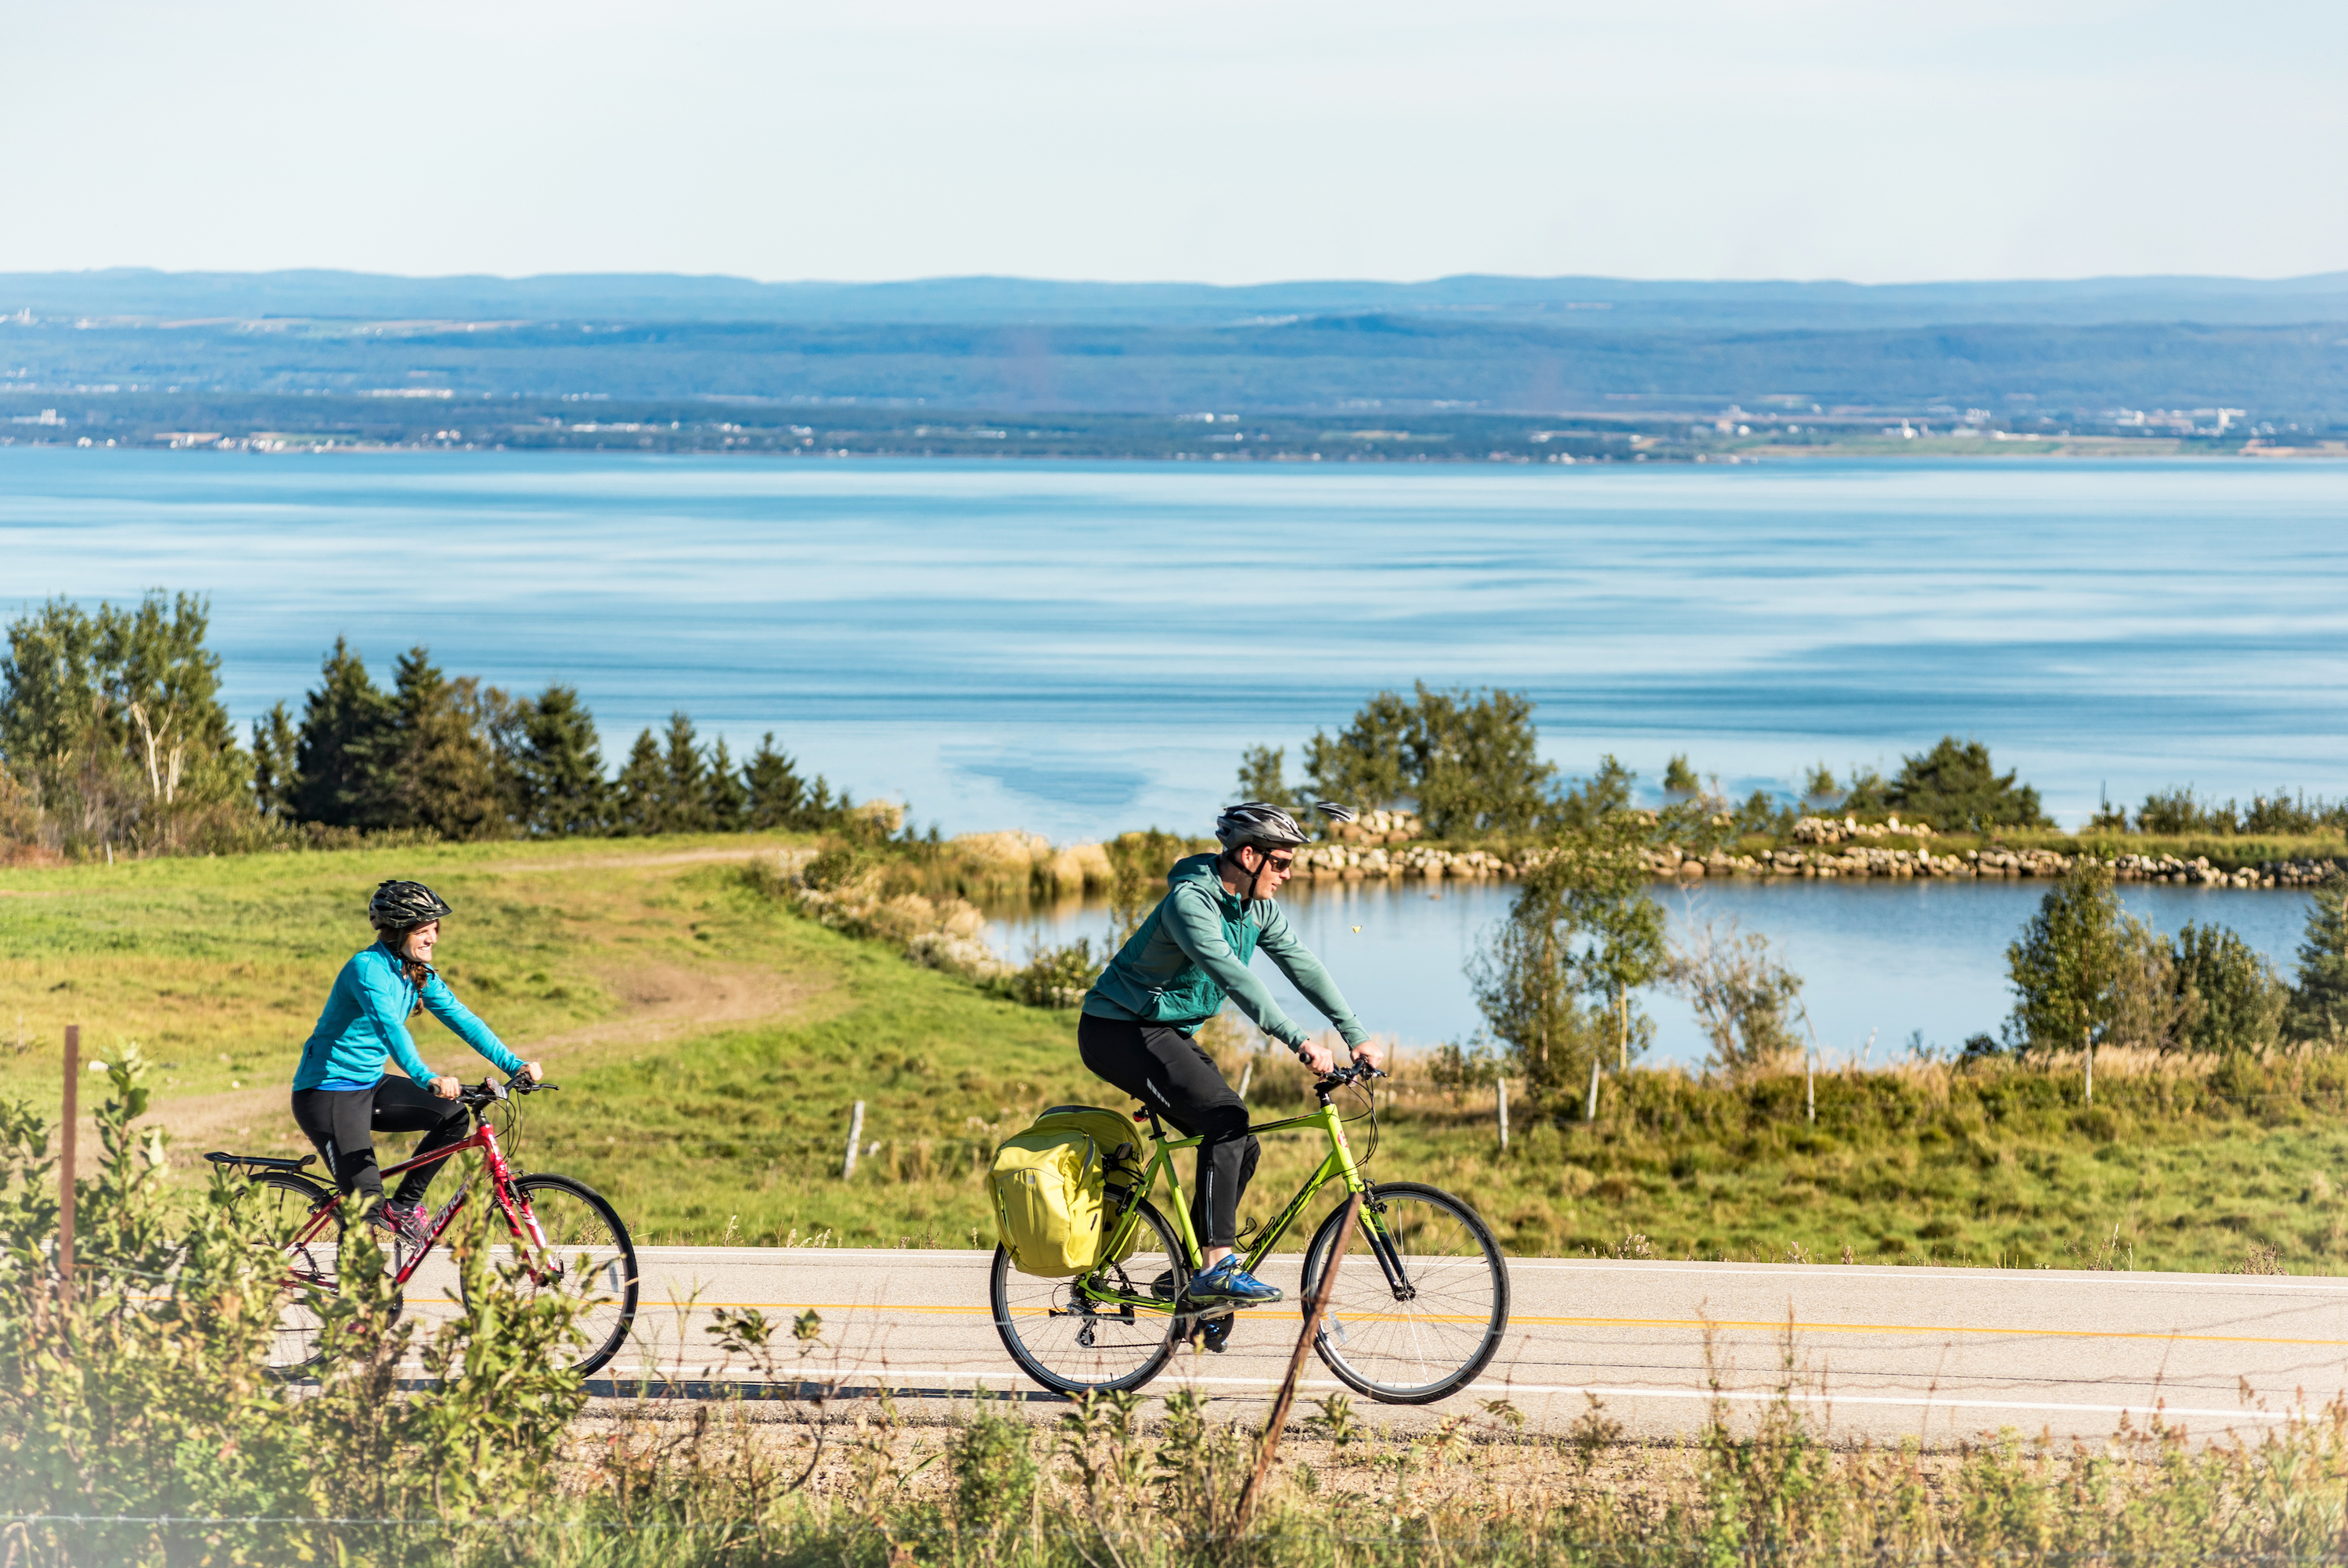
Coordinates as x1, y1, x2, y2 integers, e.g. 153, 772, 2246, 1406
250, 1173, 345, 1375
473, 1174, 639, 1376
992, 1199, 1185, 1395
1306, 1184, 1507, 1403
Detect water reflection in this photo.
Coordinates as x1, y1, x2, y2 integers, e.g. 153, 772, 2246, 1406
987, 880, 2322, 1070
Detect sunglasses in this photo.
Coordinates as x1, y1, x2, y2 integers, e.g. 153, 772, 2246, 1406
1263, 854, 1296, 872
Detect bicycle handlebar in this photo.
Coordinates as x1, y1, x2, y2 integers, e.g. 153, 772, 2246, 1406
458, 1073, 556, 1107
1313, 1062, 1386, 1094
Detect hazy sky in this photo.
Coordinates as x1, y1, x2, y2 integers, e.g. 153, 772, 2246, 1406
6, 0, 2343, 286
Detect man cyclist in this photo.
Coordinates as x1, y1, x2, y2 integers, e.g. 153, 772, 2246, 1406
1077, 802, 1382, 1343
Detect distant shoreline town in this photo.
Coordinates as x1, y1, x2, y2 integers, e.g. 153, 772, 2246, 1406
5, 393, 2339, 463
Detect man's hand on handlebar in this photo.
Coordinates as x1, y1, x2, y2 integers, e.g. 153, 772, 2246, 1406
1349, 1040, 1387, 1075
1295, 1040, 1337, 1075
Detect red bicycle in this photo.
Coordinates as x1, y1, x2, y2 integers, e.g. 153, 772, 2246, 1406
207, 1074, 639, 1377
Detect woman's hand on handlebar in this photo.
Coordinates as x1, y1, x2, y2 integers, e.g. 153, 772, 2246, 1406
430, 1074, 463, 1099
520, 1061, 543, 1083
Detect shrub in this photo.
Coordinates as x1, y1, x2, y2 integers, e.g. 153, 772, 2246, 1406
1007, 937, 1100, 1008
2174, 920, 2287, 1054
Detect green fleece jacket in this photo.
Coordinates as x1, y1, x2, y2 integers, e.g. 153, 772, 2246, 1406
1082, 853, 1368, 1050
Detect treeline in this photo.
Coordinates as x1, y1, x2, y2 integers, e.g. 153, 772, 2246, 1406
1242, 685, 2051, 837
0, 592, 875, 859
2092, 784, 2348, 838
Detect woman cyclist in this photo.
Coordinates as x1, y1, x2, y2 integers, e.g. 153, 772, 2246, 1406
1078, 802, 1381, 1343
290, 879, 540, 1244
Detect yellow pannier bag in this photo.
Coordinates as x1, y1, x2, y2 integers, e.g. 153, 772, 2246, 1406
989, 1105, 1147, 1278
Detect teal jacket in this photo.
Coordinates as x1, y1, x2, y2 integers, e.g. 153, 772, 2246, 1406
292, 943, 524, 1092
1082, 853, 1367, 1050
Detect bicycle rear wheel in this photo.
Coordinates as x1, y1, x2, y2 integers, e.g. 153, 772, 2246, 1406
472, 1174, 639, 1376
992, 1196, 1185, 1395
1299, 1181, 1509, 1404
250, 1171, 403, 1376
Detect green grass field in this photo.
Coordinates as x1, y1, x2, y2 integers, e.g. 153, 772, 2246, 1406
3, 835, 2342, 1269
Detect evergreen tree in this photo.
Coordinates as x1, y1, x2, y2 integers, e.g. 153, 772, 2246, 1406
742, 732, 805, 829
2286, 885, 2348, 1042
294, 638, 397, 828
250, 702, 299, 818
506, 684, 607, 837
708, 737, 747, 830
1887, 737, 2047, 830
610, 729, 664, 836
661, 712, 712, 833
1302, 683, 1555, 836
384, 647, 507, 841
1662, 753, 1700, 796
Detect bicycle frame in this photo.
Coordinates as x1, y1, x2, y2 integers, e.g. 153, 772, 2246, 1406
280, 1109, 556, 1289
1079, 1092, 1410, 1316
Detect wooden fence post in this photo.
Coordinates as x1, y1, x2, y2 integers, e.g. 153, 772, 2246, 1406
1584, 1054, 1601, 1124
1496, 1076, 1509, 1153
842, 1101, 865, 1179
1233, 1191, 1361, 1535
59, 1025, 77, 1305
2083, 1028, 2094, 1105
1805, 1048, 1815, 1125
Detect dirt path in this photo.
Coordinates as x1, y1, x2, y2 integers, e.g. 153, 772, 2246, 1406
155, 957, 826, 1159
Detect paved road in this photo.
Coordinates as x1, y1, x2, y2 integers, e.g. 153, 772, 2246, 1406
421, 1247, 2348, 1446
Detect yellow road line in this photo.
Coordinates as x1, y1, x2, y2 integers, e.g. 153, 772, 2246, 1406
658, 1302, 2348, 1351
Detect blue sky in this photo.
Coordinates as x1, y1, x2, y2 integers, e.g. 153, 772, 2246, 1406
5, 0, 2343, 286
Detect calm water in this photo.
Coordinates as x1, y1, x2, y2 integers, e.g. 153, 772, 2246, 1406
6, 448, 2344, 1063
991, 879, 2325, 1068
5, 449, 2346, 840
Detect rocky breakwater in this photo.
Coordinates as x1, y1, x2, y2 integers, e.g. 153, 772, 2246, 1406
1291, 811, 2337, 889
1646, 843, 2317, 888
1295, 842, 1522, 880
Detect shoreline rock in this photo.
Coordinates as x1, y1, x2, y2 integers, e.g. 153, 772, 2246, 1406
1290, 840, 2341, 889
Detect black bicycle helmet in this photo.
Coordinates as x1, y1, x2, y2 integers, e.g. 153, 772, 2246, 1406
369, 879, 452, 932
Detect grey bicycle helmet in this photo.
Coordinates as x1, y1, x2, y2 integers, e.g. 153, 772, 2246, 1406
1215, 802, 1309, 853
369, 879, 452, 932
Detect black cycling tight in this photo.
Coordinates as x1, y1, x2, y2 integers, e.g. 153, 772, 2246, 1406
290, 1077, 469, 1207
1077, 1013, 1259, 1252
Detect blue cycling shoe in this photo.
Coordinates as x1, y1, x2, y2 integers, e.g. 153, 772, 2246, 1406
1185, 1255, 1282, 1307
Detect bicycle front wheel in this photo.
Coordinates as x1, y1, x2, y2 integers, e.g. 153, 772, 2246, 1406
472, 1174, 639, 1376
992, 1196, 1186, 1395
1299, 1181, 1509, 1404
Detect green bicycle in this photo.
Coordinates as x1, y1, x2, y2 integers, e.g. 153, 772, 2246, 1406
989, 1063, 1510, 1404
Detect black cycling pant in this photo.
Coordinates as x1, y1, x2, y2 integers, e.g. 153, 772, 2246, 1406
1077, 1012, 1259, 1253
290, 1077, 468, 1208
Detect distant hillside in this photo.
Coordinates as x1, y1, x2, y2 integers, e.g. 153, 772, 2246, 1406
8, 266, 2348, 332
6, 310, 2346, 415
